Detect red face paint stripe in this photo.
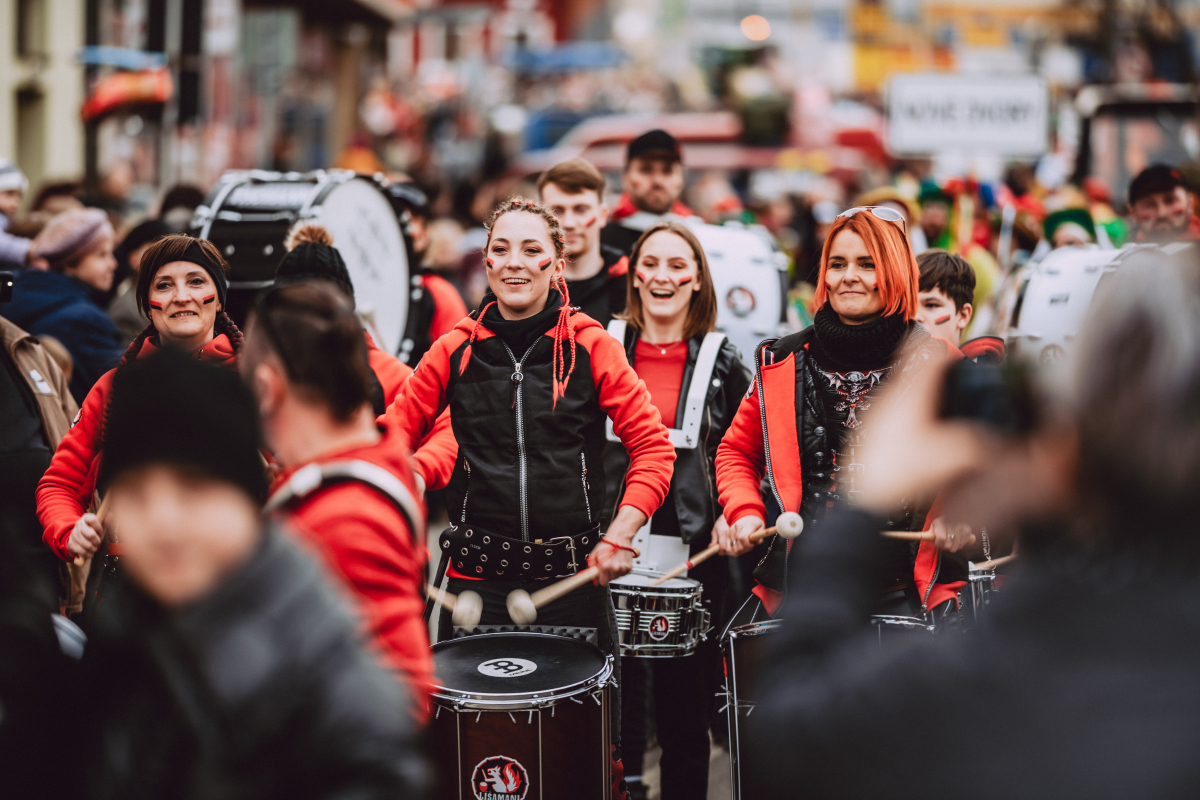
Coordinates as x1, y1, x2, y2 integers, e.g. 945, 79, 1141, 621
537, 258, 552, 271
486, 258, 496, 269
149, 301, 163, 310
675, 276, 693, 287
934, 314, 952, 325
636, 270, 651, 283
202, 295, 216, 304
582, 216, 597, 228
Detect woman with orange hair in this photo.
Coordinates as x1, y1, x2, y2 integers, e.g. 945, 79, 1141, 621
714, 207, 968, 621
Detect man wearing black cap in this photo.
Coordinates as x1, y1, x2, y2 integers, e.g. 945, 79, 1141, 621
601, 129, 694, 257
79, 348, 427, 799
1128, 163, 1200, 244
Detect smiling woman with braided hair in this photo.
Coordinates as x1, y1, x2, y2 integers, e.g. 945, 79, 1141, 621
385, 197, 674, 795
36, 233, 245, 617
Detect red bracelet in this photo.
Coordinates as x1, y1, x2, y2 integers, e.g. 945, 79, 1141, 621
598, 538, 640, 556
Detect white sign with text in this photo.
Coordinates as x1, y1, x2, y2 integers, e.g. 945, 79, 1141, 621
887, 74, 1048, 156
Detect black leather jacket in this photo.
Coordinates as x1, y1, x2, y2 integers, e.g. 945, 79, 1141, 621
603, 330, 752, 543
80, 526, 428, 800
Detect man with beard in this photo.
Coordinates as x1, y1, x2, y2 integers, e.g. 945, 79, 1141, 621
601, 130, 693, 257
538, 158, 630, 326
1128, 164, 1200, 243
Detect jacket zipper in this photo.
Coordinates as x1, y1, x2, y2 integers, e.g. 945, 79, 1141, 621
460, 457, 471, 523
580, 452, 592, 523
754, 343, 790, 589
501, 340, 541, 541
921, 549, 941, 614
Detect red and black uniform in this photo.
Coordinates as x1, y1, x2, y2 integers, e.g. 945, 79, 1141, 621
37, 334, 237, 564
602, 325, 751, 800
716, 306, 966, 618
399, 269, 470, 368
566, 245, 630, 328
266, 417, 433, 723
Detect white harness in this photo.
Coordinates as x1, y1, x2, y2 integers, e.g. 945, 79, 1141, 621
605, 320, 726, 575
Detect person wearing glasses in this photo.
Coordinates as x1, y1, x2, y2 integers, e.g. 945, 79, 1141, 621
714, 207, 970, 622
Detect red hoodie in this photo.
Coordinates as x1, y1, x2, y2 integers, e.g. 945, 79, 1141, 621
269, 417, 433, 722
364, 330, 458, 491
37, 334, 237, 562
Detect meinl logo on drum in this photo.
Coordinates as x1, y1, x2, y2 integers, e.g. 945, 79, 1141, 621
472, 755, 530, 800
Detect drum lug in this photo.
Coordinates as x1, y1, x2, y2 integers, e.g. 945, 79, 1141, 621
630, 606, 640, 633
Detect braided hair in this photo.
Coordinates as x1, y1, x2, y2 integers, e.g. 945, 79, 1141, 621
462, 197, 578, 408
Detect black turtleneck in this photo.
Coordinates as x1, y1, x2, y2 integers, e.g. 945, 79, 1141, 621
478, 289, 563, 356
810, 304, 909, 372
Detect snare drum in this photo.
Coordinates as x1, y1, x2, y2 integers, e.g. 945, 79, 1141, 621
721, 619, 782, 800
869, 614, 938, 649
428, 632, 614, 800
609, 572, 709, 658
967, 565, 999, 623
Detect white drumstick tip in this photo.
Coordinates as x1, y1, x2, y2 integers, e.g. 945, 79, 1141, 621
452, 590, 483, 629
775, 512, 804, 539
506, 589, 537, 626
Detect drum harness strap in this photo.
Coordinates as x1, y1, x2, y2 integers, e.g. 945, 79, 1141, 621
264, 459, 428, 597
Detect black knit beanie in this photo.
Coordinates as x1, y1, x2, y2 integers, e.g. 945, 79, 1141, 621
98, 348, 266, 503
275, 242, 355, 302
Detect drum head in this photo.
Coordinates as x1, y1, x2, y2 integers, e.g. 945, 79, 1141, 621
315, 178, 409, 355
611, 572, 698, 591
432, 633, 608, 698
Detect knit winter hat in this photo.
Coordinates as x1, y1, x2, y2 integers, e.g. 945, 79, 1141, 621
99, 347, 266, 502
33, 208, 113, 268
0, 159, 28, 193
274, 222, 355, 302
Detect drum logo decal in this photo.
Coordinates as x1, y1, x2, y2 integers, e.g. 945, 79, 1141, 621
472, 755, 529, 800
648, 614, 671, 641
477, 657, 537, 678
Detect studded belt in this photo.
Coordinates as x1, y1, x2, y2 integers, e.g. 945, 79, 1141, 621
440, 522, 601, 580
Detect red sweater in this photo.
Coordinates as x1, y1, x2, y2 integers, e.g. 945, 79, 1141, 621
633, 339, 687, 425
269, 417, 433, 722
421, 273, 469, 343
37, 335, 237, 562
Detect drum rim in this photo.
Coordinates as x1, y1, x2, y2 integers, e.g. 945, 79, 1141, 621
610, 573, 702, 593
430, 632, 614, 709
725, 618, 783, 640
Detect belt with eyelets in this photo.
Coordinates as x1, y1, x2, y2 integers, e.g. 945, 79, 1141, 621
439, 522, 601, 580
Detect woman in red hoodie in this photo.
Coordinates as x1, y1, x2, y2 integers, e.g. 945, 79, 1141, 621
387, 197, 674, 789
37, 234, 243, 575
242, 281, 432, 722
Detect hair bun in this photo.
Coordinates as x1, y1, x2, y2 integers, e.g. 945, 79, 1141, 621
286, 222, 334, 251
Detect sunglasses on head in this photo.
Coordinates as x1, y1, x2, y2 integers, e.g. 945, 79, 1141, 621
836, 205, 906, 224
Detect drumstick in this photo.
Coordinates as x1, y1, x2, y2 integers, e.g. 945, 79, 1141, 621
973, 552, 1018, 571
506, 543, 644, 626
880, 530, 936, 542
72, 494, 111, 567
426, 583, 483, 629
649, 511, 805, 587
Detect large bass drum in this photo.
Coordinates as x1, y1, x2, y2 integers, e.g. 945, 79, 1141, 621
999, 242, 1195, 364
191, 170, 410, 354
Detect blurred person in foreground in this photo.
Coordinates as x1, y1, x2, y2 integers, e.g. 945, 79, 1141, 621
386, 181, 469, 368
1128, 163, 1200, 244
539, 157, 630, 326
79, 348, 427, 799
601, 130, 694, 257
748, 247, 1200, 797
0, 158, 35, 265
715, 207, 970, 621
2, 208, 123, 401
242, 281, 433, 722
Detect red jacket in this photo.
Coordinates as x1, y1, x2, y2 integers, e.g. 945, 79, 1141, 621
269, 417, 433, 722
421, 273, 469, 343
609, 193, 694, 223
716, 335, 964, 614
365, 330, 458, 491
386, 309, 674, 537
37, 334, 237, 562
